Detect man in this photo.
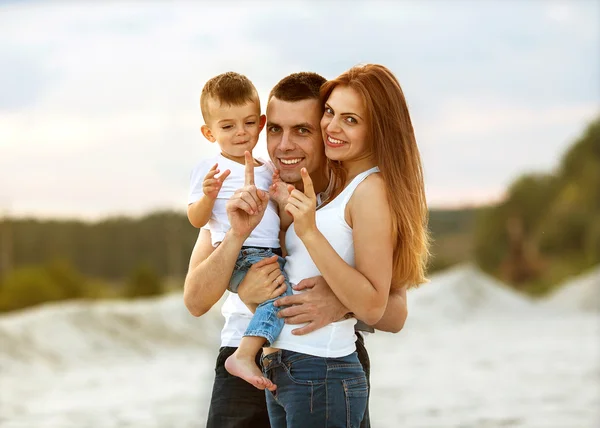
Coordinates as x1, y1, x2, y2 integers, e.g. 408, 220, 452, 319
184, 72, 408, 428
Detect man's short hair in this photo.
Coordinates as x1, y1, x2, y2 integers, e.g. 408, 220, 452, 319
200, 72, 260, 123
268, 72, 326, 102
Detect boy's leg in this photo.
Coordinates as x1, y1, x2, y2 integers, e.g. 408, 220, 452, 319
225, 335, 276, 391
207, 347, 271, 428
225, 250, 287, 389
243, 256, 292, 346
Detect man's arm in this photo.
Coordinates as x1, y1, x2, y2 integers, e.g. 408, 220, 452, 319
183, 151, 269, 317
183, 228, 246, 317
371, 286, 407, 333
275, 277, 408, 335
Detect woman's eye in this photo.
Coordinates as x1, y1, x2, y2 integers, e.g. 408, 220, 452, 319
324, 107, 333, 115
345, 117, 357, 124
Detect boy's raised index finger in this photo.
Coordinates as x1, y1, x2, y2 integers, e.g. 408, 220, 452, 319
244, 151, 255, 185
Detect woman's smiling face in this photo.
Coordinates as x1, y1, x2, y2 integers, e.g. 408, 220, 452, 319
320, 85, 370, 163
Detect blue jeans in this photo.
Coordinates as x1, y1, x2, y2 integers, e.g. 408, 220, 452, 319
229, 247, 292, 346
262, 350, 368, 428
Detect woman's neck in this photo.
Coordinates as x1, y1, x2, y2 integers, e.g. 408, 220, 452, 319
342, 156, 377, 184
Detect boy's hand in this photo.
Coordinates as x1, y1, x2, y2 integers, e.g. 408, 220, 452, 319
203, 163, 231, 199
269, 169, 292, 206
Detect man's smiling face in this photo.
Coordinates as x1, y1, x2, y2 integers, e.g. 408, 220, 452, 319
266, 97, 327, 187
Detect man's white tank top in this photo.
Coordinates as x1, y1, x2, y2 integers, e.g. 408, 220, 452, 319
270, 166, 380, 358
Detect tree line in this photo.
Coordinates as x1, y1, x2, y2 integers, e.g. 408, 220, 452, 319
474, 116, 600, 295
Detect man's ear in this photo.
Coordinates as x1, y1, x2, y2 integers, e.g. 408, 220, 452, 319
201, 125, 216, 142
258, 114, 267, 132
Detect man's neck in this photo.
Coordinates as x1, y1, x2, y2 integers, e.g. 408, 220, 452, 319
293, 170, 329, 194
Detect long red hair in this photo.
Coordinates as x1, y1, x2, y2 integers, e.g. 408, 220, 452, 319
321, 64, 430, 288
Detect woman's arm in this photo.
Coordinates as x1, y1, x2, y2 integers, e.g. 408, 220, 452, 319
289, 171, 394, 325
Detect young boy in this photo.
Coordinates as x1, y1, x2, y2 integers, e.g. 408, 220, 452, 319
187, 72, 291, 391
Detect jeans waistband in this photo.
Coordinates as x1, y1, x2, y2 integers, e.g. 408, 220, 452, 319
241, 246, 283, 257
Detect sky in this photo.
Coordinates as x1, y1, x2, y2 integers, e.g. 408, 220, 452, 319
0, 0, 598, 219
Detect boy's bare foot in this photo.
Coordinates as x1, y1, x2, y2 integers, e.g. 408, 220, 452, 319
225, 352, 277, 391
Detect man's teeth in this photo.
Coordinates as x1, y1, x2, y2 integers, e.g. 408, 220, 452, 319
280, 158, 302, 165
327, 135, 346, 145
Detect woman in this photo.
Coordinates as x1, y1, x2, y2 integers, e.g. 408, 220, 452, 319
262, 64, 430, 427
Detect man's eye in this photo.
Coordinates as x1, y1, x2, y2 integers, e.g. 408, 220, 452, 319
268, 126, 281, 133
298, 128, 309, 134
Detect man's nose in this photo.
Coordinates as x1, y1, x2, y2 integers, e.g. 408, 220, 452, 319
279, 131, 295, 151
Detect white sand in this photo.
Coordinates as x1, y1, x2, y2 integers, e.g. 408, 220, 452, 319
1, 266, 599, 427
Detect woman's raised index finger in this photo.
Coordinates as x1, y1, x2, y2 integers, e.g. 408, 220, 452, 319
301, 168, 316, 198
244, 151, 255, 185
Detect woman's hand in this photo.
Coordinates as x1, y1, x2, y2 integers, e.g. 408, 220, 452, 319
285, 168, 318, 239
237, 255, 288, 310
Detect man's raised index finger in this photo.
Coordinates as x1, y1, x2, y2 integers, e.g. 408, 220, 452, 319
244, 151, 255, 185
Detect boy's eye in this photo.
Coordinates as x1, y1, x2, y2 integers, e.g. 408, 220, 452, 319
222, 125, 233, 130
246, 121, 256, 126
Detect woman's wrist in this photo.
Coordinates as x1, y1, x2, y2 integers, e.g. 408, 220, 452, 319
300, 228, 322, 247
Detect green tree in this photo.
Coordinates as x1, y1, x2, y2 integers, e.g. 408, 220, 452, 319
125, 264, 163, 298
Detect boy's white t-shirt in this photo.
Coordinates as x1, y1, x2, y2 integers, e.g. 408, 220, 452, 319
188, 153, 280, 249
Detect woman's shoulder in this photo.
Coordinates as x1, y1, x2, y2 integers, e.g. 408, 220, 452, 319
348, 172, 388, 207
355, 171, 385, 194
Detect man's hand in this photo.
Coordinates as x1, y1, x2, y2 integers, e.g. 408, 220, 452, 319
274, 275, 349, 335
238, 255, 288, 310
226, 151, 269, 238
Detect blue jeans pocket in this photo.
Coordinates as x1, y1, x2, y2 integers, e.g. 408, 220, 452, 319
284, 355, 326, 386
343, 375, 368, 428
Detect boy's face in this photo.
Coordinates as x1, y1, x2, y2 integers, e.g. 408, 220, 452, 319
201, 97, 266, 163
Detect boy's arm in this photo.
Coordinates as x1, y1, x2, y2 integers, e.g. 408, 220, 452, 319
278, 205, 293, 232
187, 197, 216, 228
187, 162, 231, 228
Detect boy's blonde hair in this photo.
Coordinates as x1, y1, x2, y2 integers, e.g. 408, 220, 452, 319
200, 72, 261, 123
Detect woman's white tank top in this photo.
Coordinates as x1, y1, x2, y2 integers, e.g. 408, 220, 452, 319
271, 166, 380, 358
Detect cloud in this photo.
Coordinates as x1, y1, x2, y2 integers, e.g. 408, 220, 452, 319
0, 0, 598, 217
